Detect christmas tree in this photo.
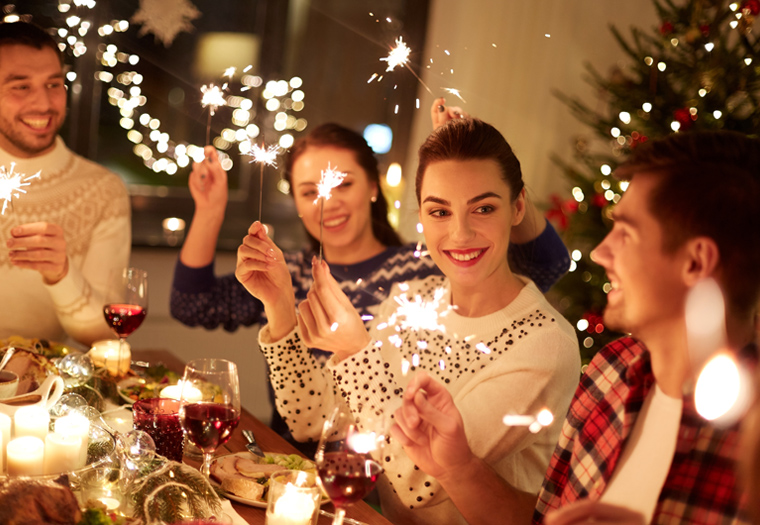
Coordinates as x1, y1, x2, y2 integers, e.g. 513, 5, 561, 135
548, 0, 760, 363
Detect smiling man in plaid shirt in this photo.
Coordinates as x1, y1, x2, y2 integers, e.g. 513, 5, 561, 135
391, 130, 760, 525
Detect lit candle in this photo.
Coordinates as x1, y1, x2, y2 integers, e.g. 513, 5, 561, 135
160, 380, 203, 403
0, 412, 10, 471
7, 436, 44, 476
88, 340, 131, 376
14, 406, 50, 441
266, 484, 318, 525
54, 413, 90, 467
44, 433, 81, 474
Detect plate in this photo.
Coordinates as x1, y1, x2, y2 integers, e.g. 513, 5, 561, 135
211, 451, 323, 508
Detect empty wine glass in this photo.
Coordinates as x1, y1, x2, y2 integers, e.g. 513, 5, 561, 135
102, 267, 148, 376
315, 404, 384, 525
178, 358, 241, 478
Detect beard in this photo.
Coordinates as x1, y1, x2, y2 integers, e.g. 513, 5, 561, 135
0, 112, 64, 156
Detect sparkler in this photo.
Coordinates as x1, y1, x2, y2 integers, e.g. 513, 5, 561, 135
247, 142, 282, 223
0, 163, 41, 215
200, 83, 227, 145
314, 163, 347, 262
443, 87, 467, 103
388, 287, 448, 333
374, 37, 434, 97
503, 409, 554, 434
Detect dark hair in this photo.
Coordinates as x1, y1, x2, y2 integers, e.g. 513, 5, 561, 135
616, 130, 760, 317
0, 22, 62, 64
284, 123, 402, 250
415, 118, 524, 204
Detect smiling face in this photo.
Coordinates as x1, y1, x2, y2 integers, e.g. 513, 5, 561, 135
290, 145, 380, 261
419, 158, 524, 293
0, 44, 66, 158
592, 173, 689, 341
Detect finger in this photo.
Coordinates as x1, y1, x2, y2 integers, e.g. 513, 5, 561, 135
11, 222, 60, 238
404, 371, 435, 401
389, 422, 413, 447
430, 97, 446, 129
412, 389, 461, 436
8, 249, 63, 263
7, 234, 65, 251
545, 500, 642, 525
305, 287, 332, 334
204, 145, 218, 164
240, 235, 276, 260
312, 258, 354, 311
297, 300, 318, 343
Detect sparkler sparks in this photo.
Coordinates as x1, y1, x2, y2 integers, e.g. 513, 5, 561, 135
223, 66, 236, 79
380, 37, 411, 72
443, 87, 467, 103
248, 143, 282, 168
200, 83, 226, 116
314, 163, 347, 204
0, 163, 40, 215
388, 287, 448, 333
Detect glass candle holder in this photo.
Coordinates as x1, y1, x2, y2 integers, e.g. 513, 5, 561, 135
133, 398, 184, 462
79, 466, 124, 514
266, 470, 321, 525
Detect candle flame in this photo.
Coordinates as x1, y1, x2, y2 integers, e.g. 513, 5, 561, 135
0, 163, 41, 214
314, 163, 347, 204
380, 37, 411, 72
200, 83, 227, 116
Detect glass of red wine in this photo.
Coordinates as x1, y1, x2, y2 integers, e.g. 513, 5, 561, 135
178, 358, 241, 478
315, 404, 384, 525
103, 267, 148, 376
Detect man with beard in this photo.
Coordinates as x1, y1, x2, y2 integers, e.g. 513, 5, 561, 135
390, 130, 759, 525
0, 22, 130, 345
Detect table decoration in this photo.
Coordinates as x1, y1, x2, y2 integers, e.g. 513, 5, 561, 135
44, 432, 82, 474
78, 466, 125, 514
6, 436, 44, 476
54, 412, 90, 467
88, 340, 131, 377
266, 470, 321, 525
14, 404, 50, 440
133, 398, 184, 461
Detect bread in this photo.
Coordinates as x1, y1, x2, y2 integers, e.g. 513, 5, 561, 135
221, 476, 266, 501
211, 456, 283, 501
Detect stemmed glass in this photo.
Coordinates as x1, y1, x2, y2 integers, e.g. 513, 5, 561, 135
178, 358, 241, 478
315, 404, 384, 525
103, 267, 148, 375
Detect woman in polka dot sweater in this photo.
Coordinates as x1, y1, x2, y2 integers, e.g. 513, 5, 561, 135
236, 118, 581, 525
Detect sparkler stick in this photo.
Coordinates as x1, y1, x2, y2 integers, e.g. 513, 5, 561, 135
314, 163, 347, 262
200, 83, 226, 145
247, 142, 282, 223
0, 163, 41, 216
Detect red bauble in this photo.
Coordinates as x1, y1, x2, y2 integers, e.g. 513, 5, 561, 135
592, 193, 607, 208
742, 0, 760, 15
673, 108, 693, 130
659, 21, 674, 35
700, 24, 710, 36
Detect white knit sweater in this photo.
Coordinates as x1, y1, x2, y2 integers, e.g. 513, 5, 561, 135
0, 137, 131, 345
260, 275, 580, 525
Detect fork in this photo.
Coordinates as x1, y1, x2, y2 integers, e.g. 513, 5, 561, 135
241, 429, 266, 459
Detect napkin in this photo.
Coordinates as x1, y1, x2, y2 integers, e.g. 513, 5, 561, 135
221, 498, 249, 525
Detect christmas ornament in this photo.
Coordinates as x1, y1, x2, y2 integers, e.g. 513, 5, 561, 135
117, 430, 156, 474
742, 0, 760, 16
50, 393, 88, 417
56, 353, 94, 387
660, 21, 675, 35
673, 107, 694, 130
131, 0, 201, 47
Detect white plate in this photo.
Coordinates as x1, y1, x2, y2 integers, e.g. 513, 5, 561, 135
212, 451, 323, 508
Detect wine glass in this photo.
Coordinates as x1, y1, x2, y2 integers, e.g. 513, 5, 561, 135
178, 358, 241, 478
103, 267, 148, 376
315, 404, 384, 525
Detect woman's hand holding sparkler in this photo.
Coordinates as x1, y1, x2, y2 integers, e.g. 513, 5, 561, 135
235, 221, 296, 341
390, 371, 474, 481
297, 257, 371, 359
431, 97, 468, 130
7, 222, 69, 284
188, 146, 228, 215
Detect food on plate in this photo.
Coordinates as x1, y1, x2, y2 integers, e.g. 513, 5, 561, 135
0, 336, 74, 359
0, 478, 82, 525
1, 348, 57, 395
118, 364, 181, 403
210, 453, 315, 502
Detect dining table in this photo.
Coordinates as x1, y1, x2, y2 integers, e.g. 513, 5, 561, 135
133, 349, 394, 525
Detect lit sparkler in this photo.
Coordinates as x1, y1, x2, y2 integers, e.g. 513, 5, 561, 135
247, 142, 282, 223
200, 83, 227, 145
503, 408, 554, 434
388, 287, 447, 333
314, 163, 347, 261
443, 87, 467, 103
0, 163, 41, 215
223, 66, 236, 79
380, 37, 411, 72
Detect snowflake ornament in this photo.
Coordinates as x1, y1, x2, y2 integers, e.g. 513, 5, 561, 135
0, 163, 41, 215
131, 0, 201, 47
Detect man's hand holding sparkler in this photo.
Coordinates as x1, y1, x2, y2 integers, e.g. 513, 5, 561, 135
297, 257, 371, 359
7, 222, 69, 284
235, 221, 295, 341
391, 371, 474, 481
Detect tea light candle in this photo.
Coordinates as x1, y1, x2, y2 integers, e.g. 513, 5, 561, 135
0, 412, 11, 470
14, 406, 50, 441
160, 380, 202, 403
54, 413, 90, 467
88, 340, 131, 376
267, 484, 317, 525
44, 433, 81, 474
7, 436, 44, 476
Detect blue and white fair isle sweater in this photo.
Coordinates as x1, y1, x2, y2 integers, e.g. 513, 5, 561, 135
170, 220, 571, 331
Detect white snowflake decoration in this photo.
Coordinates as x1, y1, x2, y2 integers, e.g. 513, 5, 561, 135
131, 0, 201, 47
0, 163, 41, 215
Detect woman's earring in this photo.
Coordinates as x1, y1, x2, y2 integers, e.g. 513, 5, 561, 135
370, 195, 377, 203
297, 212, 303, 218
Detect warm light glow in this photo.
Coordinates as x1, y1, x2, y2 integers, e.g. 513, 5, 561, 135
200, 84, 227, 116
695, 354, 741, 420
314, 163, 347, 204
386, 163, 402, 187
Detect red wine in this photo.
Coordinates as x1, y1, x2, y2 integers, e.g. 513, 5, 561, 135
317, 451, 382, 507
180, 402, 240, 452
103, 303, 147, 337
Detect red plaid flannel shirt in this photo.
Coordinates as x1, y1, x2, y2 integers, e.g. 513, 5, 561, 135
533, 337, 750, 525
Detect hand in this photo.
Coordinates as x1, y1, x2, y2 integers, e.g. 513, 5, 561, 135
235, 221, 293, 312
431, 97, 469, 130
297, 257, 371, 358
189, 146, 228, 217
390, 371, 474, 481
545, 501, 646, 525
7, 222, 69, 284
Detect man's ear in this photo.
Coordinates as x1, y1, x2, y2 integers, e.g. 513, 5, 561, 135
682, 236, 720, 285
